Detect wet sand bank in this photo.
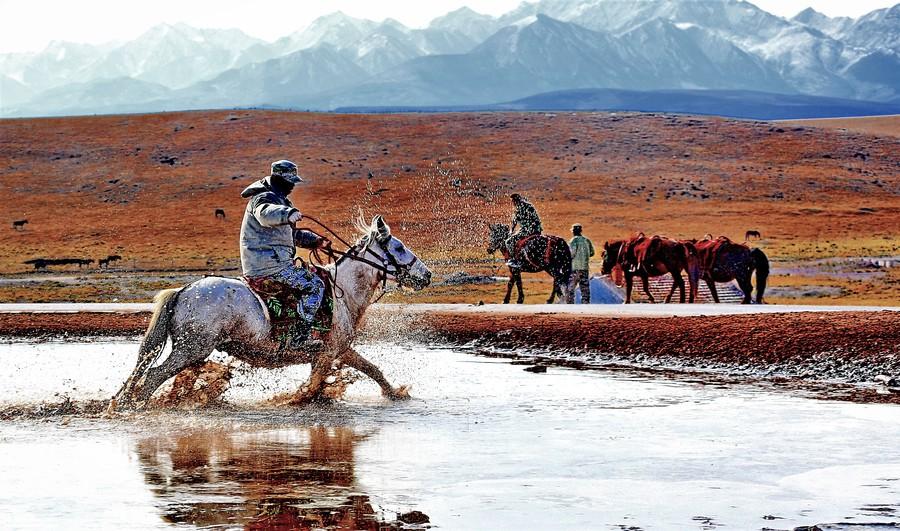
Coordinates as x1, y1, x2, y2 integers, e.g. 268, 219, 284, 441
1, 304, 899, 398
410, 306, 900, 393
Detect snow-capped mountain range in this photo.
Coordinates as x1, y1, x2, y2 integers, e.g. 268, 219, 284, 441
1, 1, 899, 117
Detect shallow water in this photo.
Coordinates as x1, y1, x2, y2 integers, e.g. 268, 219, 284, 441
1, 340, 899, 530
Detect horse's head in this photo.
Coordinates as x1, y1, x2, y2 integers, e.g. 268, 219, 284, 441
360, 215, 432, 291
486, 223, 510, 254
600, 240, 622, 276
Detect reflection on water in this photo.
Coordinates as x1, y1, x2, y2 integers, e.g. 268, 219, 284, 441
136, 426, 390, 529
2, 341, 900, 530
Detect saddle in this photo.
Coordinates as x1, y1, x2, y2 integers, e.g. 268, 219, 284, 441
513, 234, 562, 268
243, 265, 335, 347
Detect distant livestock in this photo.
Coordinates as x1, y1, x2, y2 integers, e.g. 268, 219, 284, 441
23, 258, 94, 270
215, 208, 226, 219
12, 219, 27, 230
745, 230, 762, 241
98, 254, 123, 268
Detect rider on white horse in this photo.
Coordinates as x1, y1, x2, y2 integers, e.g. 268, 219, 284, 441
240, 160, 329, 352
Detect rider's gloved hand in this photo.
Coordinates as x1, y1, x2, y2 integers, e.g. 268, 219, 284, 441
318, 237, 332, 249
288, 211, 302, 224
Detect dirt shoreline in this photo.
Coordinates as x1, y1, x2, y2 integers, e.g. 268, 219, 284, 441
2, 307, 899, 401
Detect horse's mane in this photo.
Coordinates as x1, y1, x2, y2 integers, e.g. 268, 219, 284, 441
352, 212, 391, 250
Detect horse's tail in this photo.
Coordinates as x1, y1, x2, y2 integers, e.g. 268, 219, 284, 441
140, 288, 180, 365
116, 288, 180, 403
681, 240, 699, 277
750, 248, 769, 304
680, 241, 700, 302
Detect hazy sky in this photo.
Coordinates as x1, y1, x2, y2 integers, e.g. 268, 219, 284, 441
0, 0, 896, 53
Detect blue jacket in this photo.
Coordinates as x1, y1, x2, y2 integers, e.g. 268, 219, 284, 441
239, 177, 320, 277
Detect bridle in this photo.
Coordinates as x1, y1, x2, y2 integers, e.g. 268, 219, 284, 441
301, 215, 422, 299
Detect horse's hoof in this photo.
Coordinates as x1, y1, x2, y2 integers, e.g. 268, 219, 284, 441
386, 385, 411, 401
103, 398, 119, 418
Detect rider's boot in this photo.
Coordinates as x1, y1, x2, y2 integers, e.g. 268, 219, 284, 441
289, 318, 324, 353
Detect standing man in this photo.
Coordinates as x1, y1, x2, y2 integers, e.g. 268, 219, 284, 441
240, 160, 329, 351
506, 193, 543, 270
567, 223, 594, 304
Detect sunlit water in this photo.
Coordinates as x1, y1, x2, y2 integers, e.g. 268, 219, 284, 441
1, 340, 899, 530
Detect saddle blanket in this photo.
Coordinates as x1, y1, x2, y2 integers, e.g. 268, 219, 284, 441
243, 266, 334, 346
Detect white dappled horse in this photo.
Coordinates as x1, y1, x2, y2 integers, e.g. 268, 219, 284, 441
112, 216, 431, 409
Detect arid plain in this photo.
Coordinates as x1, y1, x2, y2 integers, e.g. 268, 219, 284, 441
1, 110, 898, 304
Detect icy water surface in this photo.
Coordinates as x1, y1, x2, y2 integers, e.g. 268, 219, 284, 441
1, 340, 899, 530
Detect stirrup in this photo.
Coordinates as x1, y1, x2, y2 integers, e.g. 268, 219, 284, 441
288, 319, 323, 352
290, 337, 325, 353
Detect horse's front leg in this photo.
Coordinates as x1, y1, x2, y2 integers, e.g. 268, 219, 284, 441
624, 273, 634, 304
664, 278, 678, 304
515, 271, 525, 304
641, 275, 655, 303
668, 273, 686, 304
737, 274, 754, 305
547, 277, 558, 304
706, 279, 720, 303
503, 269, 514, 304
275, 353, 333, 406
341, 348, 409, 400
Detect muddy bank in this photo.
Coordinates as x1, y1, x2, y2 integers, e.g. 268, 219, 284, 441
2, 306, 899, 389
411, 308, 900, 385
0, 312, 148, 339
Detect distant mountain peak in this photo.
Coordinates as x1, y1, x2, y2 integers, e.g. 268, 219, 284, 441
379, 18, 409, 31
794, 7, 824, 18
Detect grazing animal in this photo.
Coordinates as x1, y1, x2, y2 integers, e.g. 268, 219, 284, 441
112, 216, 432, 410
12, 219, 27, 230
686, 236, 768, 304
745, 230, 761, 241
24, 258, 48, 270
99, 254, 123, 268
600, 234, 699, 304
487, 223, 571, 304
24, 258, 93, 270
215, 209, 226, 219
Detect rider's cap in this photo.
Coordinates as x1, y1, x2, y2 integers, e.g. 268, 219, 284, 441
572, 223, 582, 229
510, 193, 522, 201
269, 159, 303, 183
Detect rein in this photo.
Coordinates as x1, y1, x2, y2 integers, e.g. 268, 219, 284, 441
299, 215, 419, 302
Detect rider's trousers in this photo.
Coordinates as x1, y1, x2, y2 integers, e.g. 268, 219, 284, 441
272, 264, 325, 322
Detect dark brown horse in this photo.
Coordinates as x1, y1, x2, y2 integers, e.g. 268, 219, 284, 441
488, 224, 572, 304
687, 236, 768, 304
600, 234, 699, 304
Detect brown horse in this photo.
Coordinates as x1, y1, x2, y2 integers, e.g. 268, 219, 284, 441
600, 234, 699, 304
687, 236, 768, 304
487, 224, 571, 304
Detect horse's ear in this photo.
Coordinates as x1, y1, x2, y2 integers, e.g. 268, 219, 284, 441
374, 215, 391, 242
603, 241, 609, 250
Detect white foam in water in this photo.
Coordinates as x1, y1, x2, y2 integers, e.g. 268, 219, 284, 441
0, 341, 138, 404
